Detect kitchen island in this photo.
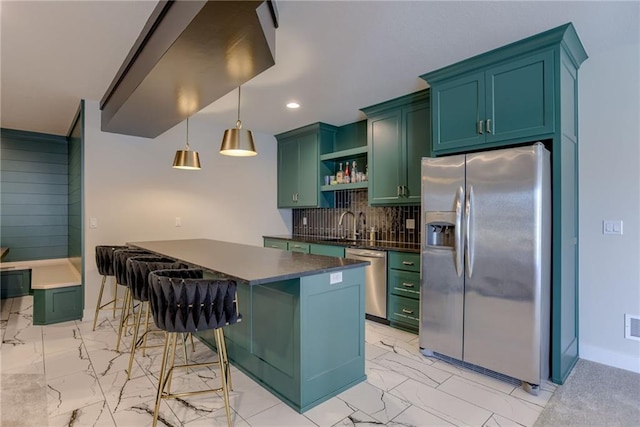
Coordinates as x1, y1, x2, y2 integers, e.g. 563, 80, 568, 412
128, 239, 368, 413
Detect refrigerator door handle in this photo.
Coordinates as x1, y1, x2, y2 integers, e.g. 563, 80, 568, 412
454, 186, 464, 277
465, 185, 475, 278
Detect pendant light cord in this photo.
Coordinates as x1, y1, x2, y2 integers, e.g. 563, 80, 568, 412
236, 86, 242, 129
185, 116, 190, 150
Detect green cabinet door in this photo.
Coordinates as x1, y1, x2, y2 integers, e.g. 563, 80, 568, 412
432, 71, 485, 153
296, 133, 320, 206
368, 109, 403, 204
486, 50, 554, 143
364, 90, 430, 206
403, 101, 431, 202
278, 137, 301, 208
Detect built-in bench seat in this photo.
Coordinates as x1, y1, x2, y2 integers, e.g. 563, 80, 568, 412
0, 258, 83, 325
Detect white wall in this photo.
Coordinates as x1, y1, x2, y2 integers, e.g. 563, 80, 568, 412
578, 33, 640, 371
83, 100, 291, 318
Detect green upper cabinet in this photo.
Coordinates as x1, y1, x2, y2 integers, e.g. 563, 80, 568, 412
276, 123, 337, 208
428, 50, 554, 154
362, 89, 430, 205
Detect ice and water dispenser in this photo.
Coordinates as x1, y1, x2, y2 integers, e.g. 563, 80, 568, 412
424, 212, 457, 248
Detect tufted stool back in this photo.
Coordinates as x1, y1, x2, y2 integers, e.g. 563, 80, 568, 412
126, 256, 182, 302
113, 249, 150, 286
148, 269, 240, 333
95, 245, 129, 276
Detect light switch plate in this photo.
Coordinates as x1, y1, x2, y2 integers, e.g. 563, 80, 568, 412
89, 217, 98, 229
603, 220, 623, 235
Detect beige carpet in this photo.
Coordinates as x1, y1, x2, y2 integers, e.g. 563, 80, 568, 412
0, 374, 48, 427
534, 359, 640, 426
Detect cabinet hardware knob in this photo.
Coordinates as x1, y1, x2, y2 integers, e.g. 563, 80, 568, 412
402, 261, 414, 266
486, 119, 492, 134
402, 282, 414, 287
402, 308, 414, 314
477, 120, 484, 135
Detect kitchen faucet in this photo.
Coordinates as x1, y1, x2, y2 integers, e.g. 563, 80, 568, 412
338, 210, 358, 240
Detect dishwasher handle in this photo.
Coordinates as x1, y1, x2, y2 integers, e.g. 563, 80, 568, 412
345, 250, 386, 259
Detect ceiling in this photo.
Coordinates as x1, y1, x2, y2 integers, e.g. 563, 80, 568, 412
1, 1, 637, 138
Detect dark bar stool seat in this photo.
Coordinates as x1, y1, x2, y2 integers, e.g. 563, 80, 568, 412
148, 269, 241, 427
125, 255, 183, 380
112, 248, 151, 351
93, 245, 129, 330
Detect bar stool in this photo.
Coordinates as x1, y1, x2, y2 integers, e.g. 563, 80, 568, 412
113, 248, 151, 351
93, 245, 129, 330
148, 269, 240, 427
125, 255, 183, 380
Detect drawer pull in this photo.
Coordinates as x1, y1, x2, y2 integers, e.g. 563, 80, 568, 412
402, 308, 414, 315
271, 245, 279, 248
402, 282, 414, 288
293, 245, 301, 248
402, 261, 414, 266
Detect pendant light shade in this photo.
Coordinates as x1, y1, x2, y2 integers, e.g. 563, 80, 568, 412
220, 86, 257, 157
173, 117, 201, 170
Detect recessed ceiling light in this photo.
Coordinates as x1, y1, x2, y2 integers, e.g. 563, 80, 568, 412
286, 102, 300, 109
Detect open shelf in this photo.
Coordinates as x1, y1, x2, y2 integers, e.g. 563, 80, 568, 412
321, 182, 368, 192
320, 146, 367, 161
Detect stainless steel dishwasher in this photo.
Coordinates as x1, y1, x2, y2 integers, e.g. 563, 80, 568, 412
345, 248, 387, 320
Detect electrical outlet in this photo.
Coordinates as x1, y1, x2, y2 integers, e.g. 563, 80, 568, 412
175, 217, 182, 227
303, 217, 307, 226
89, 217, 98, 229
406, 219, 415, 230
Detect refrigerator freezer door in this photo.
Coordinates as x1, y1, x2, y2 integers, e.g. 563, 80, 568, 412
420, 155, 466, 359
462, 144, 550, 384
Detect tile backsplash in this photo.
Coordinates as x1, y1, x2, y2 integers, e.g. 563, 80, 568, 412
292, 189, 421, 243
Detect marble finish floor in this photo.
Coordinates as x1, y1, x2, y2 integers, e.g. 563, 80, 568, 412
1, 295, 557, 426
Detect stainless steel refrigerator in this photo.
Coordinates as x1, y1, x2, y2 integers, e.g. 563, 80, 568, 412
419, 142, 551, 392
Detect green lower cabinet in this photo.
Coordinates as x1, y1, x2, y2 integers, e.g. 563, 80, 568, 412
288, 242, 310, 254
309, 243, 344, 258
387, 251, 420, 334
388, 294, 420, 332
1, 269, 32, 299
264, 238, 288, 250
33, 285, 83, 325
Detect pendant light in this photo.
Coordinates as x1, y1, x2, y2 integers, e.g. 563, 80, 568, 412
172, 116, 201, 170
220, 86, 257, 156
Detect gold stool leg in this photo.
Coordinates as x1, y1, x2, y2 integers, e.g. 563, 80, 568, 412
142, 302, 151, 357
112, 278, 118, 318
152, 332, 172, 427
166, 333, 178, 395
92, 276, 107, 331
116, 288, 131, 352
126, 300, 144, 380
215, 328, 233, 427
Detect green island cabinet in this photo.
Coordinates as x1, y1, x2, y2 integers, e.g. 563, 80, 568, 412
361, 89, 431, 205
387, 251, 420, 333
421, 23, 587, 384
276, 123, 337, 208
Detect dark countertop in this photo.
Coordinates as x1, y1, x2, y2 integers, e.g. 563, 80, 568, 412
263, 235, 421, 254
128, 239, 368, 286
